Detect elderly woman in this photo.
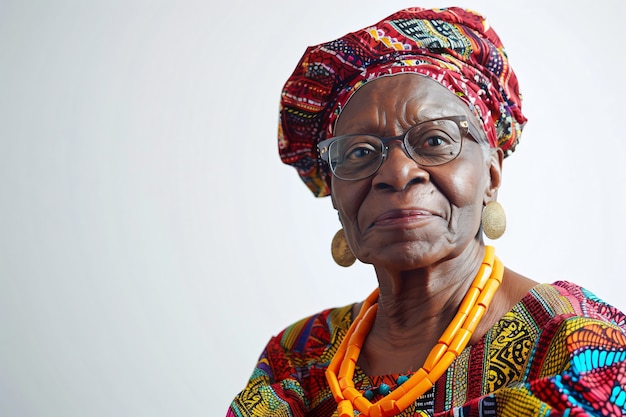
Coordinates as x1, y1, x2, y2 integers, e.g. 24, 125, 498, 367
228, 7, 626, 417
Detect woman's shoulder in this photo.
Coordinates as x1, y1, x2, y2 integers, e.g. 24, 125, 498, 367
229, 305, 356, 417
519, 280, 626, 329
272, 303, 355, 356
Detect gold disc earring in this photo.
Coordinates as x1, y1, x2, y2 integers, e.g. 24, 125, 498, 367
481, 201, 506, 240
331, 229, 356, 267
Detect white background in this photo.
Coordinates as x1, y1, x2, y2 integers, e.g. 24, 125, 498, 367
1, 1, 625, 416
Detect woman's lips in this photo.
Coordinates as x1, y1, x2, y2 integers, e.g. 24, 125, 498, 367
372, 209, 437, 227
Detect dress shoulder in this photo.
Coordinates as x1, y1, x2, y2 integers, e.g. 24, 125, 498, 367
227, 303, 354, 417
277, 303, 354, 355
531, 281, 626, 330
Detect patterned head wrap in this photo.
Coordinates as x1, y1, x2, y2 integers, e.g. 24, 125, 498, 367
278, 7, 527, 197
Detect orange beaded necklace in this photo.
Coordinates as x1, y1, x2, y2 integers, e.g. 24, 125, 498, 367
325, 246, 503, 417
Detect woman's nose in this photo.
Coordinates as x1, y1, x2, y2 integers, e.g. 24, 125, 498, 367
371, 142, 429, 191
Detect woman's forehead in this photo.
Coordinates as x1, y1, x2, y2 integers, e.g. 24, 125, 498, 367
335, 74, 472, 134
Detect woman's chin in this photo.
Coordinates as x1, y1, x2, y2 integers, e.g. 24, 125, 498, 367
360, 241, 449, 271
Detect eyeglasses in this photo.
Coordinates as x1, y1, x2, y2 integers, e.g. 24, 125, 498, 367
317, 115, 482, 181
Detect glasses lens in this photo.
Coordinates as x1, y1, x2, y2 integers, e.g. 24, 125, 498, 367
328, 135, 383, 180
404, 119, 462, 166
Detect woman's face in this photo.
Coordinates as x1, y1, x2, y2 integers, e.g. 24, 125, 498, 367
330, 74, 502, 270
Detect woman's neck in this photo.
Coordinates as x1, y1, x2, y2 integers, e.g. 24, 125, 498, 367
355, 246, 537, 376
358, 258, 537, 375
374, 244, 483, 327
358, 244, 484, 375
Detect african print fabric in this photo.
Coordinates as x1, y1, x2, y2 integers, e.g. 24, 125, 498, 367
227, 282, 626, 416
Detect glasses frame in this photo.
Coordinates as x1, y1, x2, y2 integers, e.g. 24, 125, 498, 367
317, 115, 485, 181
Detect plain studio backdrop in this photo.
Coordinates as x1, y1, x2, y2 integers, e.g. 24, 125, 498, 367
1, 0, 625, 416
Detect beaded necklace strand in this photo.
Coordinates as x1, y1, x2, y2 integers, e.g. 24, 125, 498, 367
325, 246, 503, 417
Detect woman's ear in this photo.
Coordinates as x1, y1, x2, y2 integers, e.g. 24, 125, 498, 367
484, 147, 504, 203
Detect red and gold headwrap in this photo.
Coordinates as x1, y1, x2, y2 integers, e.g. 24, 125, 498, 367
278, 7, 527, 197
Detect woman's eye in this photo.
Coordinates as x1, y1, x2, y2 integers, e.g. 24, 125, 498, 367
345, 144, 376, 160
424, 136, 444, 147
410, 131, 454, 149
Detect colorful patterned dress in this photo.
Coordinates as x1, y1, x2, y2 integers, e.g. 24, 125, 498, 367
227, 282, 626, 416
